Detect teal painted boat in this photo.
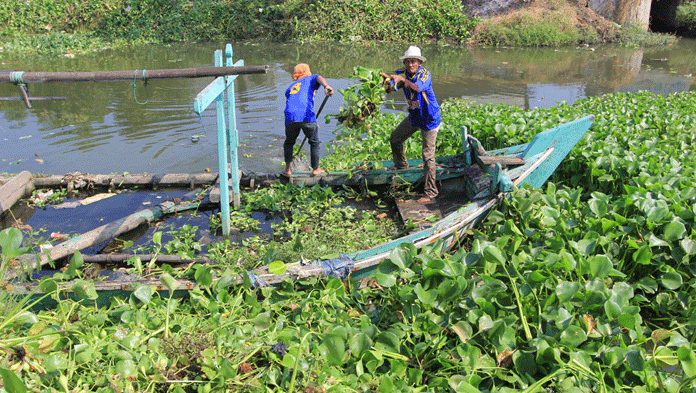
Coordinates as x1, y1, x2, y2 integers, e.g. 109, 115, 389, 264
9, 115, 594, 306
248, 115, 595, 285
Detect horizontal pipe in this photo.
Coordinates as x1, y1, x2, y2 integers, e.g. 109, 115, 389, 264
0, 96, 67, 101
2, 171, 280, 190
0, 65, 268, 84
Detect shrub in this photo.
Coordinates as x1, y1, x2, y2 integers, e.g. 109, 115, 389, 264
273, 0, 477, 43
677, 0, 696, 28
615, 24, 678, 47
0, 0, 118, 37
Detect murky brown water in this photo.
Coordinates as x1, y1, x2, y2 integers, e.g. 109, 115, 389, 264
1, 39, 695, 176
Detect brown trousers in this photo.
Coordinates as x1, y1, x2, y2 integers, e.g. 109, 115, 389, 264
390, 117, 440, 198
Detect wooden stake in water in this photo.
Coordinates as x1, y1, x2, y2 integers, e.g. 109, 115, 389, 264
194, 44, 256, 237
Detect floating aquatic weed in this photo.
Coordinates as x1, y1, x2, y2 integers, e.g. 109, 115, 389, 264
4, 92, 696, 392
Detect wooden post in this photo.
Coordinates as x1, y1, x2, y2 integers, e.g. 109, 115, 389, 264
193, 44, 245, 237
225, 44, 241, 208
0, 171, 34, 214
17, 84, 32, 108
214, 49, 232, 237
461, 126, 471, 166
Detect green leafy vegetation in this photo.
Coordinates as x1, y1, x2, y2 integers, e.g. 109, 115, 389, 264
677, 0, 696, 27
0, 0, 675, 54
205, 183, 398, 270
3, 91, 696, 391
278, 0, 476, 43
615, 25, 679, 48
27, 188, 69, 208
0, 228, 27, 318
0, 0, 477, 54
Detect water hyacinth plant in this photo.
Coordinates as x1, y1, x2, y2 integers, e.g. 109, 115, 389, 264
332, 66, 391, 129
1, 91, 696, 391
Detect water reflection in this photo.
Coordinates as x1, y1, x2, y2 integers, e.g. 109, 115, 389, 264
0, 40, 694, 176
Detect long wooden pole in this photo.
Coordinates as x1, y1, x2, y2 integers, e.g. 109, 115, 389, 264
0, 65, 267, 84
81, 253, 211, 265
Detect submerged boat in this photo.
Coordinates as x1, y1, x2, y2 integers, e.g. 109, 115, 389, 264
7, 115, 594, 306
252, 114, 595, 284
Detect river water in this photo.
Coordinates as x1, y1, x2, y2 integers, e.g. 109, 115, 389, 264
1, 39, 695, 176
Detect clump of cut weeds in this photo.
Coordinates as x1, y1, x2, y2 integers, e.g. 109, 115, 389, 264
333, 67, 390, 128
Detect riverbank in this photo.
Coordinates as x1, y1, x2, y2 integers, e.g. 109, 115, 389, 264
0, 0, 679, 56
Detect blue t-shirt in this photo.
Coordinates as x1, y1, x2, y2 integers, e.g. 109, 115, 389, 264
284, 74, 320, 126
392, 66, 441, 131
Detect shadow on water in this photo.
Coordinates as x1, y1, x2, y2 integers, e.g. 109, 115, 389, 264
1, 187, 289, 267
2, 189, 218, 255
1, 184, 389, 267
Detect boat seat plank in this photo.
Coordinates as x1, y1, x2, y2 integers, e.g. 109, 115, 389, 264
477, 155, 525, 166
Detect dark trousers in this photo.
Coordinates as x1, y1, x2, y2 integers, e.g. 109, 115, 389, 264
390, 117, 440, 198
284, 122, 320, 169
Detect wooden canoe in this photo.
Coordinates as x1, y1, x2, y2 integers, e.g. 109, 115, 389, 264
8, 115, 594, 306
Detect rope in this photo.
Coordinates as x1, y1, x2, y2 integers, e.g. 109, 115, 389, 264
10, 71, 29, 95
132, 69, 149, 105
321, 254, 354, 280
9, 71, 24, 85
246, 271, 269, 288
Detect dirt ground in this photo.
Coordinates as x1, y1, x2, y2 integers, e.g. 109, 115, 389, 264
473, 0, 619, 42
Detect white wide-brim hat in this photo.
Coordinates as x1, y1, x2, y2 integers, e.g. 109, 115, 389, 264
399, 46, 426, 62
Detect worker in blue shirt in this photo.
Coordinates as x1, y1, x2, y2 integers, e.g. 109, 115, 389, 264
284, 63, 334, 176
380, 46, 441, 204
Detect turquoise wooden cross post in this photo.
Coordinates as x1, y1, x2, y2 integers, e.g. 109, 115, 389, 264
193, 44, 243, 237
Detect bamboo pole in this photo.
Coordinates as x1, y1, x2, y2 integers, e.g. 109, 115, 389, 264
31, 172, 220, 189
0, 96, 66, 101
0, 65, 268, 84
80, 253, 211, 265
0, 172, 281, 191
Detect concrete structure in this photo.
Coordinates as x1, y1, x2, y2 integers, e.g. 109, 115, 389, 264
589, 0, 652, 30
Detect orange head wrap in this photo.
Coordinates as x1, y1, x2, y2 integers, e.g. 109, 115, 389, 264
292, 63, 312, 81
